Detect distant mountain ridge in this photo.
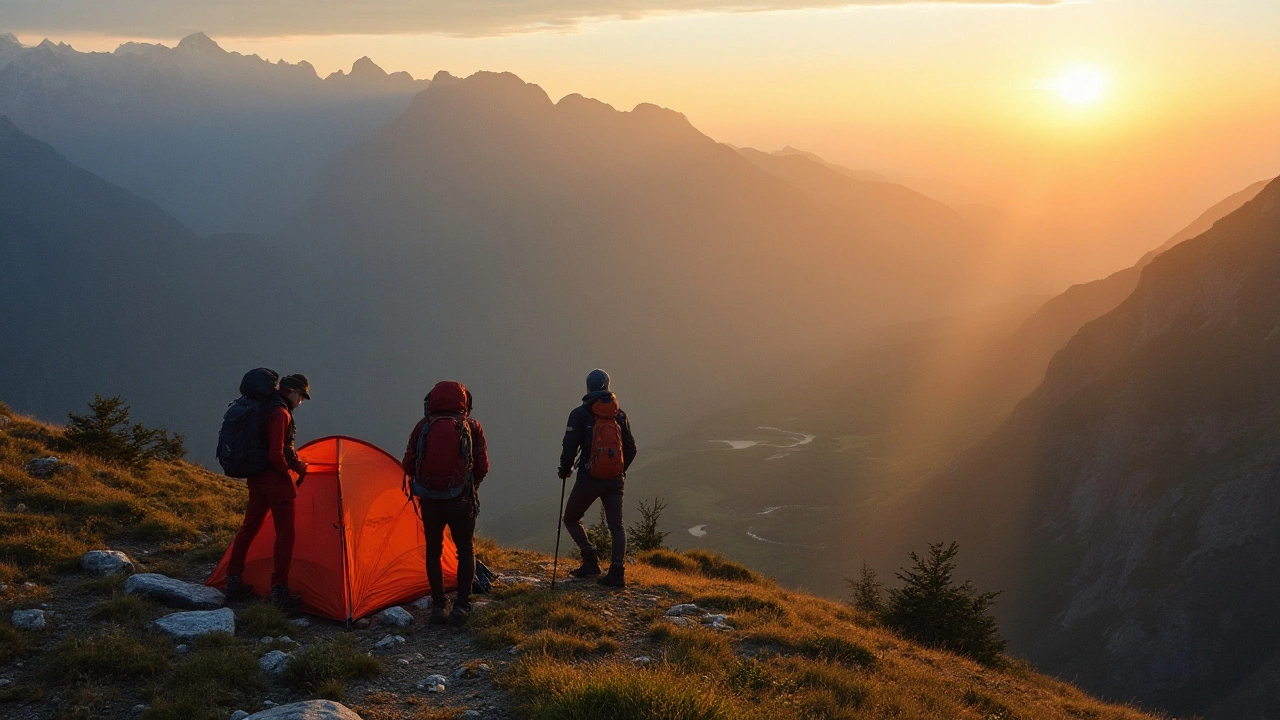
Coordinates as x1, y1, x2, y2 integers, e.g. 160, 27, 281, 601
0, 32, 427, 234
906, 176, 1280, 717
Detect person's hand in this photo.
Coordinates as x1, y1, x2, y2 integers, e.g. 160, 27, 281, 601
296, 462, 309, 476
557, 468, 571, 480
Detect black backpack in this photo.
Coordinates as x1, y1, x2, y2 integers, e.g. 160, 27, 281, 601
216, 368, 279, 478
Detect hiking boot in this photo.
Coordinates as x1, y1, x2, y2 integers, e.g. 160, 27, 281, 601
569, 552, 601, 578
450, 603, 471, 627
597, 564, 625, 588
225, 575, 254, 601
430, 601, 447, 625
271, 584, 303, 610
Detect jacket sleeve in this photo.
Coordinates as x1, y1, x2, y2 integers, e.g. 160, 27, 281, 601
470, 419, 490, 483
266, 408, 291, 474
559, 408, 582, 475
620, 411, 638, 471
402, 419, 424, 475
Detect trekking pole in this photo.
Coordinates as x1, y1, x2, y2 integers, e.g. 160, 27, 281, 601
551, 474, 567, 592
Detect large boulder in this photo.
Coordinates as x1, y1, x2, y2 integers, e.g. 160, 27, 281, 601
246, 700, 363, 720
154, 608, 235, 639
126, 573, 225, 609
81, 550, 135, 576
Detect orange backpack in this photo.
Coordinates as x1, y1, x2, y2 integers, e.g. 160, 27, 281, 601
588, 398, 626, 479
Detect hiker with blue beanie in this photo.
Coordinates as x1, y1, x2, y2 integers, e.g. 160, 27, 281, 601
558, 369, 638, 587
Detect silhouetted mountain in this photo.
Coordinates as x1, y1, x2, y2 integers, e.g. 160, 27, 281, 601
252, 69, 1002, 514
906, 176, 1280, 716
0, 32, 427, 234
0, 115, 266, 438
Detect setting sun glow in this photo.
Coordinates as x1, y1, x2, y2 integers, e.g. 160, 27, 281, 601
1052, 65, 1110, 107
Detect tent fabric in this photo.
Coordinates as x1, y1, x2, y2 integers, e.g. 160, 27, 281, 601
208, 436, 457, 621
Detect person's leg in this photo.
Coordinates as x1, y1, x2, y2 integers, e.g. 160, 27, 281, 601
268, 497, 296, 588
421, 502, 448, 605
449, 503, 477, 608
562, 476, 599, 555
227, 488, 270, 577
603, 480, 626, 567
598, 479, 627, 587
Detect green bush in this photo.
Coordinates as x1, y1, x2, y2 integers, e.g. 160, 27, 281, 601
282, 634, 381, 694
237, 602, 293, 638
144, 634, 263, 720
42, 625, 169, 681
882, 541, 1006, 666
64, 395, 187, 470
585, 507, 612, 562
684, 550, 758, 583
626, 496, 669, 554
637, 549, 696, 574
89, 594, 155, 629
797, 635, 878, 668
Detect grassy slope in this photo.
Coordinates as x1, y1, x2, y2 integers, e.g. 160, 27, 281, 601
0, 404, 1167, 720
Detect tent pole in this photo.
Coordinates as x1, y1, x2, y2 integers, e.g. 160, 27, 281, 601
335, 437, 355, 627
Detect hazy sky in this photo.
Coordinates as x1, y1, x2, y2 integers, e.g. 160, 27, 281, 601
11, 0, 1280, 285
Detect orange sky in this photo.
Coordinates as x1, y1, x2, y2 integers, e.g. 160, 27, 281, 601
16, 0, 1280, 289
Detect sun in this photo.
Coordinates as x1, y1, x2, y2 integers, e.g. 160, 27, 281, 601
1051, 65, 1109, 108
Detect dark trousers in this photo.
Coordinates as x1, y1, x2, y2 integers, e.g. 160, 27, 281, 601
421, 497, 476, 607
227, 485, 296, 587
563, 474, 625, 566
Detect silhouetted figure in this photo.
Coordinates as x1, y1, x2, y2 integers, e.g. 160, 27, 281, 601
559, 369, 638, 587
403, 381, 489, 625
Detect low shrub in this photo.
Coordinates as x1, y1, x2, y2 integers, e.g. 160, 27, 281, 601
637, 549, 697, 574
509, 658, 728, 720
237, 602, 293, 637
143, 634, 264, 720
42, 625, 169, 682
282, 634, 382, 695
89, 594, 155, 629
0, 622, 33, 664
797, 635, 877, 668
684, 550, 758, 583
519, 630, 616, 660
694, 593, 786, 618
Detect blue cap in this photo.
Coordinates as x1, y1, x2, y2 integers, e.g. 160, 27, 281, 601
586, 369, 611, 392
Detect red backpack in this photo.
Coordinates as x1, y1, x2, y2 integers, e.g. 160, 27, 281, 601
410, 381, 474, 500
588, 396, 626, 479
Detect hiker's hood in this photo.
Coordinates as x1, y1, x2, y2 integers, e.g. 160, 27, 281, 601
584, 391, 619, 418
426, 381, 470, 415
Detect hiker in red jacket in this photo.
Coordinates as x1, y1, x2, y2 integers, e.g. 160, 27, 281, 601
403, 381, 489, 625
225, 374, 311, 609
559, 369, 638, 587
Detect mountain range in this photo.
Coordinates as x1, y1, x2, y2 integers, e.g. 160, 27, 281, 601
0, 32, 426, 234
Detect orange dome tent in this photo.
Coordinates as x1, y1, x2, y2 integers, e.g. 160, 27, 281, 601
208, 436, 457, 622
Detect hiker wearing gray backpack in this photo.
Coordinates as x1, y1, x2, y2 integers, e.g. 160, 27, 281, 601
558, 369, 638, 587
403, 381, 489, 625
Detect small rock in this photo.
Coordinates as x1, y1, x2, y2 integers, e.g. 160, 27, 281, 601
507, 645, 519, 655
377, 606, 413, 627
631, 655, 652, 665
11, 609, 46, 630
497, 575, 544, 586
22, 582, 36, 589
463, 711, 482, 719
126, 573, 226, 610
80, 550, 135, 576
14, 504, 26, 513
702, 614, 729, 624
353, 618, 371, 630
478, 663, 492, 675
289, 617, 312, 629
175, 644, 189, 653
245, 701, 361, 720
24, 456, 74, 478
418, 674, 448, 693
260, 636, 275, 644
0, 678, 12, 687
262, 700, 276, 708
154, 608, 236, 639
665, 603, 700, 617
0, 583, 7, 592
230, 712, 250, 720
0, 416, 10, 430
663, 616, 693, 627
132, 704, 148, 713
39, 603, 48, 609
411, 596, 434, 611
374, 634, 405, 650
396, 658, 410, 666
259, 650, 291, 675
602, 610, 613, 617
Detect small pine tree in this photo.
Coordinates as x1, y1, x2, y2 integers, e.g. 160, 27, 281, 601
584, 506, 612, 561
64, 395, 188, 470
847, 561, 886, 618
882, 541, 1006, 666
626, 496, 669, 555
